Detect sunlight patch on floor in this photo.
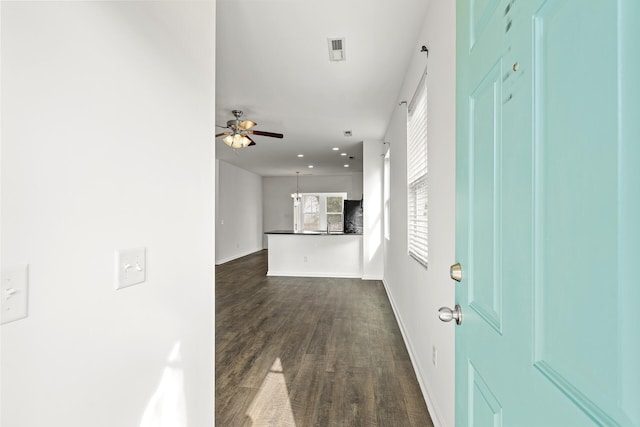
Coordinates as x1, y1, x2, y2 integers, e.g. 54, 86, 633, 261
245, 358, 296, 426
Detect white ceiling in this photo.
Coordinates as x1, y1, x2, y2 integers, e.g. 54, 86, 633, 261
215, 0, 429, 177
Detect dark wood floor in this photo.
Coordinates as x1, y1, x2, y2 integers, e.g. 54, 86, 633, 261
215, 250, 433, 427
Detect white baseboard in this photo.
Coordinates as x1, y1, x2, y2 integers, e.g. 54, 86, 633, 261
266, 271, 362, 279
382, 278, 446, 427
361, 274, 383, 281
215, 248, 263, 265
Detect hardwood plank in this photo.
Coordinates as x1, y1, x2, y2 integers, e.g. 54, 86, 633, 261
372, 363, 413, 427
244, 358, 297, 426
215, 386, 256, 427
287, 354, 326, 426
311, 370, 337, 427
305, 286, 338, 356
396, 360, 434, 427
328, 365, 376, 427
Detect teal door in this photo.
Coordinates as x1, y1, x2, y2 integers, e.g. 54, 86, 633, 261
454, 0, 639, 425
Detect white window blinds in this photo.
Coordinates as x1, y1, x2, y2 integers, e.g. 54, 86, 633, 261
407, 72, 428, 268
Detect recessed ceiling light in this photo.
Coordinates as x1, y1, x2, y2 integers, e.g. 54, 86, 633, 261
344, 164, 350, 168
297, 154, 304, 157
332, 147, 340, 151
308, 165, 314, 168
340, 152, 347, 156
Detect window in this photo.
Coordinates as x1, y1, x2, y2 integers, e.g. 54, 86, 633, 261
407, 71, 428, 267
294, 193, 347, 231
303, 195, 320, 230
326, 196, 344, 231
384, 149, 391, 240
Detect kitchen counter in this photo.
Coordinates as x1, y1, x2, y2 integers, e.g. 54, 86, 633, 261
264, 230, 362, 278
265, 229, 362, 235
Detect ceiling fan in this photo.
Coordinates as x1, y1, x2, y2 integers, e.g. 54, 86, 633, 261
216, 110, 284, 148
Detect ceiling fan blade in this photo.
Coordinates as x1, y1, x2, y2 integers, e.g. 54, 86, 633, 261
249, 130, 284, 139
215, 132, 231, 137
238, 120, 257, 131
246, 136, 257, 146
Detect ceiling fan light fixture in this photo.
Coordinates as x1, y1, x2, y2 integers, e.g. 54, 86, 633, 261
223, 134, 252, 148
217, 110, 283, 149
237, 134, 251, 148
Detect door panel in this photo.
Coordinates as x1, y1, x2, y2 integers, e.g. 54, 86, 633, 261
469, 59, 503, 334
456, 0, 640, 425
532, 1, 622, 423
469, 361, 503, 427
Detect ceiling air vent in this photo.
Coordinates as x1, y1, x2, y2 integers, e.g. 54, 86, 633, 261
328, 38, 346, 62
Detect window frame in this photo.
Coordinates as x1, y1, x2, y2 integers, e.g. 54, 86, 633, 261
384, 149, 391, 240
302, 194, 321, 231
325, 195, 345, 232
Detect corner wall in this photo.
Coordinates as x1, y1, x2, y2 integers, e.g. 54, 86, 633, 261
215, 160, 263, 264
382, 0, 456, 426
1, 2, 215, 426
363, 140, 384, 280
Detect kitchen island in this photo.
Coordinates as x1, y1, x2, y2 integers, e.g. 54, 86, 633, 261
265, 230, 363, 278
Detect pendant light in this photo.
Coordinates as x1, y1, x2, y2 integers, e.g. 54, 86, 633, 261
291, 171, 302, 204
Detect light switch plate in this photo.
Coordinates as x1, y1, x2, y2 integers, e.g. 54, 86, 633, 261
115, 247, 146, 290
1, 265, 29, 325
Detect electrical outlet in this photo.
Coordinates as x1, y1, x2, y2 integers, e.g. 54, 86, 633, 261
432, 345, 437, 367
303, 256, 308, 262
115, 247, 146, 290
1, 265, 29, 325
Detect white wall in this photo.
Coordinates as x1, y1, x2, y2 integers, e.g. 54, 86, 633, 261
382, 0, 456, 426
351, 171, 364, 200
215, 160, 263, 264
362, 140, 384, 280
1, 2, 214, 426
262, 173, 363, 247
